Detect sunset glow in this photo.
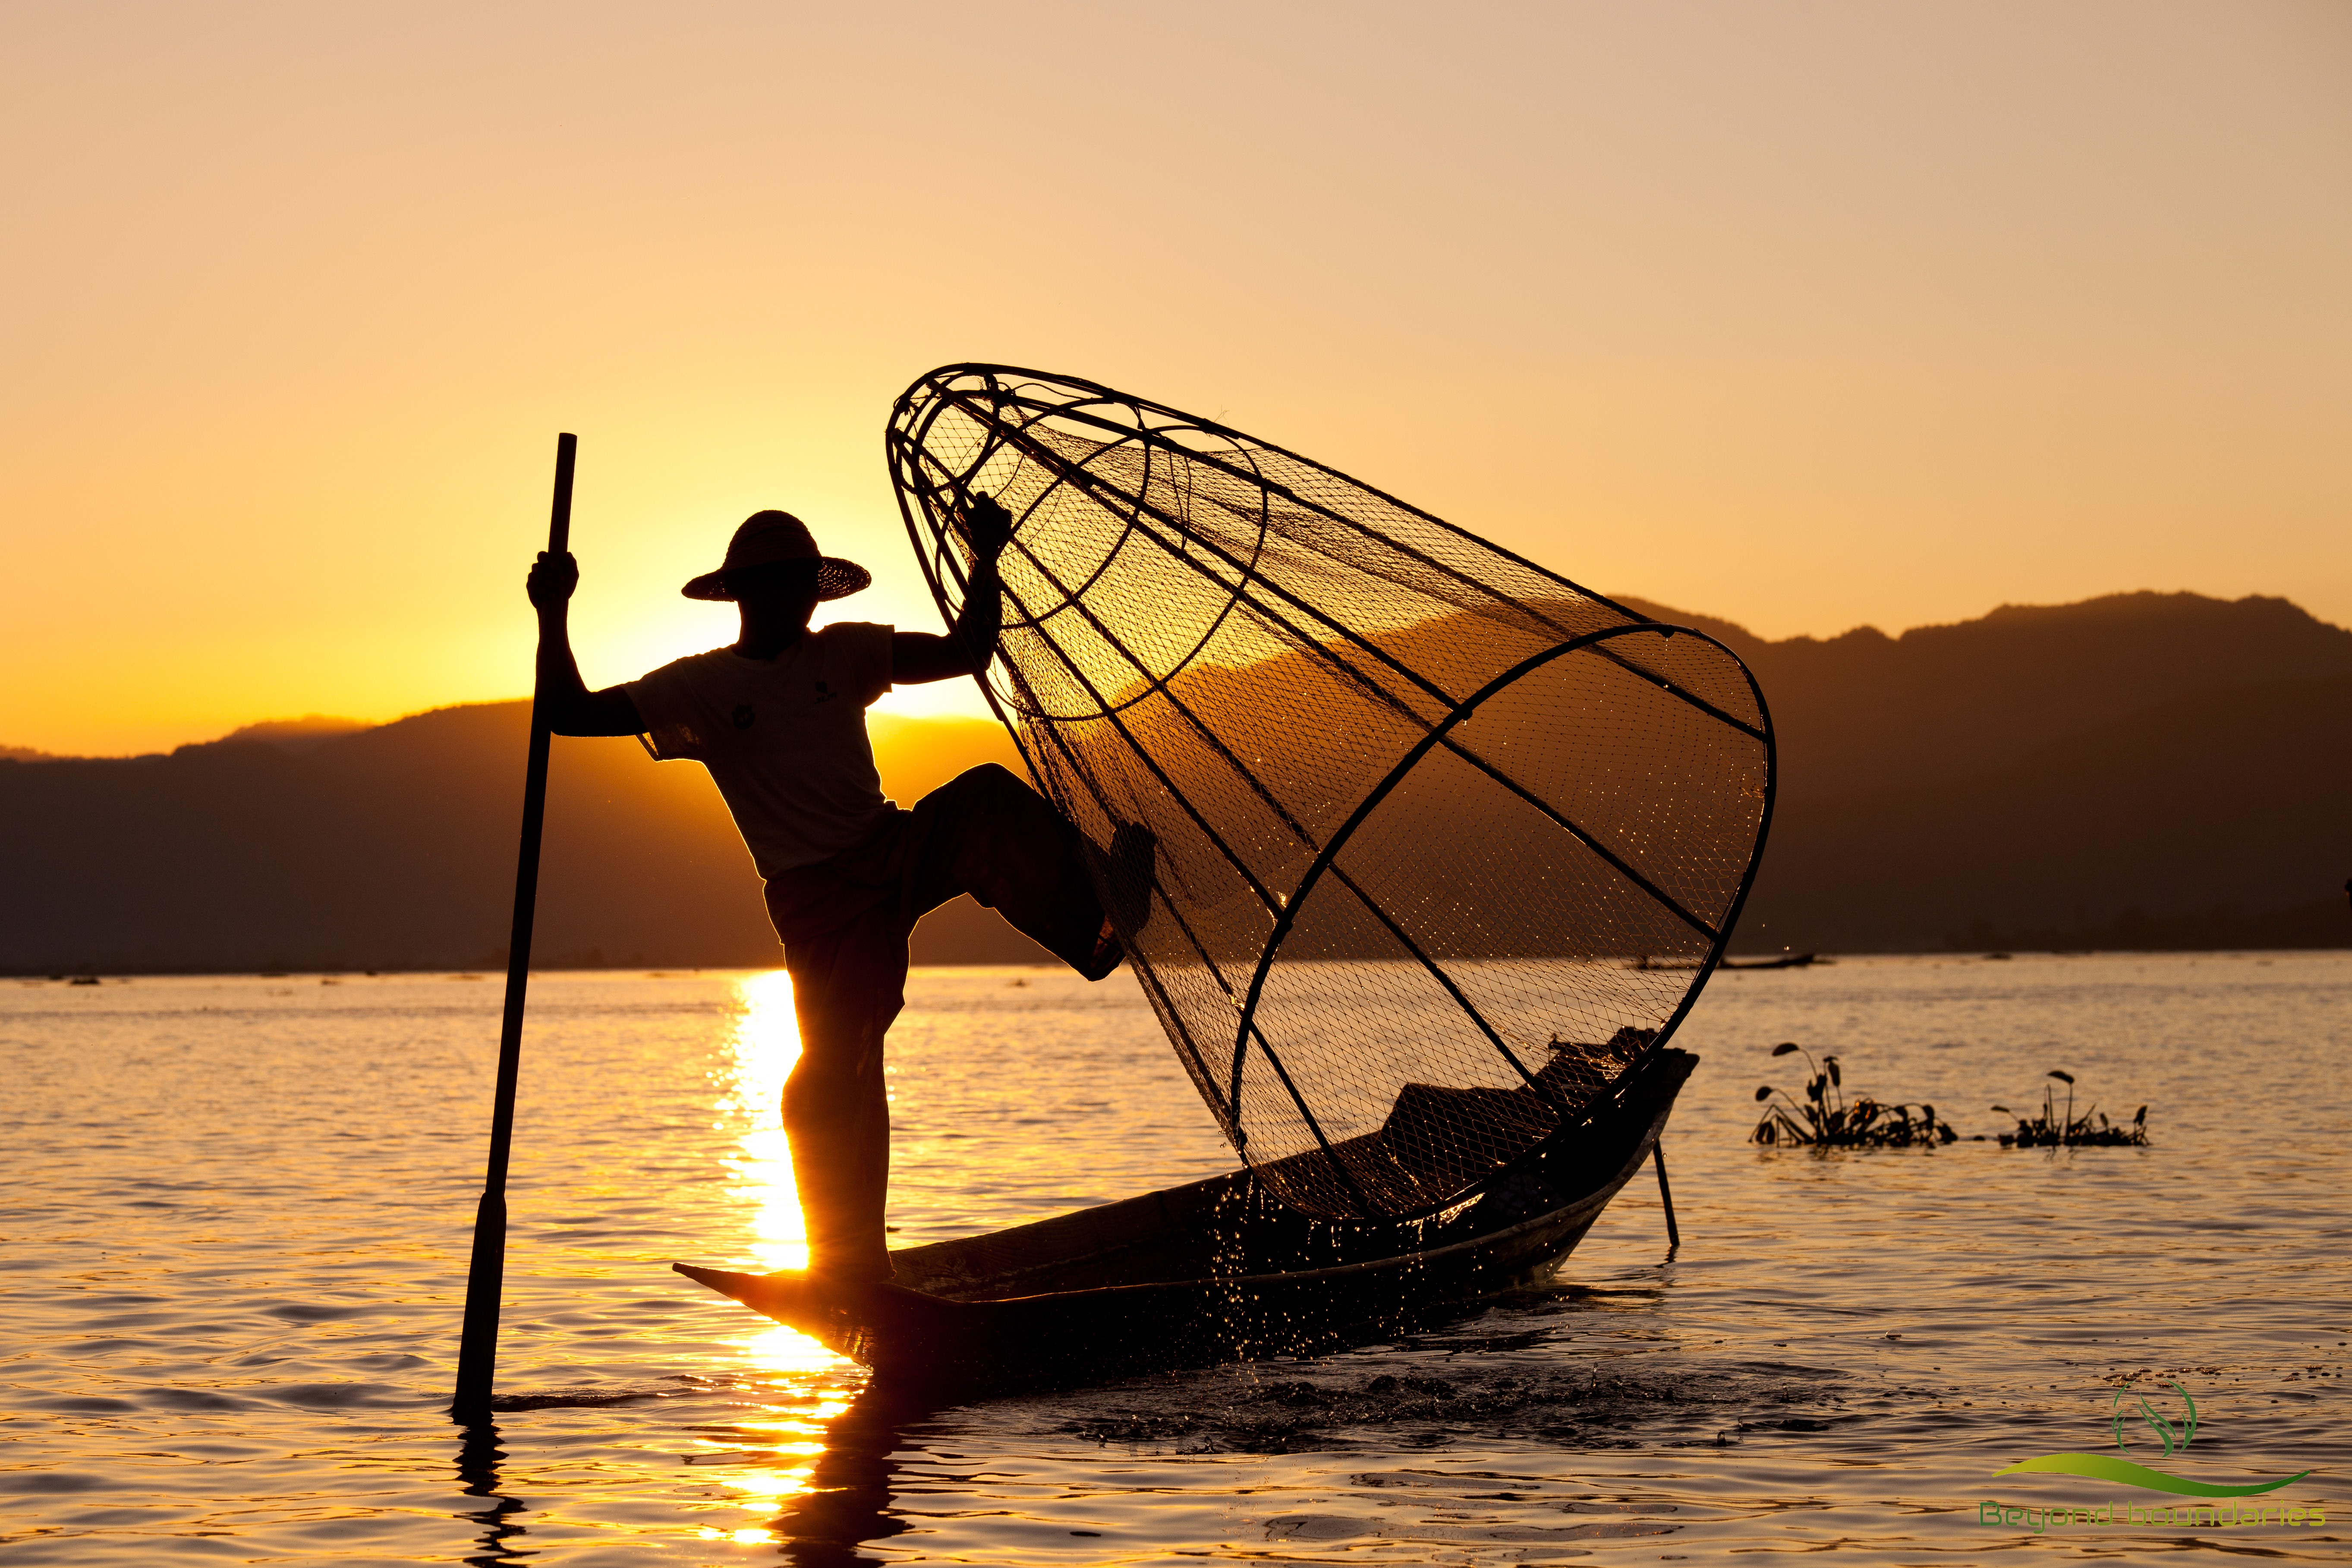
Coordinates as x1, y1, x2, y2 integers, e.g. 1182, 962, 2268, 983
7, 9, 2343, 1563
4, 5, 2347, 756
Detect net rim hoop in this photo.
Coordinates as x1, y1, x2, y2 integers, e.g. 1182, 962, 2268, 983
1223, 618, 1777, 1214
886, 375, 1278, 722
891, 362, 1678, 637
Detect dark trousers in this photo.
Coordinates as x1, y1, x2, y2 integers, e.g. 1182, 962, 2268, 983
761, 765, 1110, 1280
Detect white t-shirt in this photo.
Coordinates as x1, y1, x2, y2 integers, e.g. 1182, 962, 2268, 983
627, 623, 897, 877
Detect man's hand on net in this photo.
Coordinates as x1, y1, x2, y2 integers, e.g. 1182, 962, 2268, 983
528, 550, 579, 611
960, 492, 1014, 560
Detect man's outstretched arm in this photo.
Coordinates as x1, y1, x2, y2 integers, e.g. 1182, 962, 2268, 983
894, 494, 1012, 686
526, 551, 646, 736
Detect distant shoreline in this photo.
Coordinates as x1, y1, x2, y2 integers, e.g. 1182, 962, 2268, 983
13, 945, 2346, 983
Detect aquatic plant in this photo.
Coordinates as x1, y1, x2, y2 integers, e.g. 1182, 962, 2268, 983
1751, 1042, 1957, 1147
1992, 1070, 2150, 1147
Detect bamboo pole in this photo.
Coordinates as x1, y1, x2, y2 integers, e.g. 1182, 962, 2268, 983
451, 432, 577, 1421
1652, 1140, 1680, 1252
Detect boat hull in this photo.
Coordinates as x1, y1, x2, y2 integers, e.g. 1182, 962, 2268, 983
675, 1048, 1694, 1395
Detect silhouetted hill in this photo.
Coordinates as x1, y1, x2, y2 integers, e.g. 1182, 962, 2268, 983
0, 705, 1035, 973
1614, 591, 2352, 797
1602, 591, 2352, 951
217, 715, 372, 753
1743, 674, 2352, 951
4, 590, 2345, 970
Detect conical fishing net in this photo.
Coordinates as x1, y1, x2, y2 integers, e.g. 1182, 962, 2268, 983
887, 365, 1774, 1222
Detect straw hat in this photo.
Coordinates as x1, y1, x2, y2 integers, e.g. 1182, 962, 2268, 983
682, 511, 872, 602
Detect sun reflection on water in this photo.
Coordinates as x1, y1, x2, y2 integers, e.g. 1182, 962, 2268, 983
721, 970, 812, 1278
701, 970, 865, 1546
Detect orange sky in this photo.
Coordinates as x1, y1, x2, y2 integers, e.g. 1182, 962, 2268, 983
5, 2, 2348, 756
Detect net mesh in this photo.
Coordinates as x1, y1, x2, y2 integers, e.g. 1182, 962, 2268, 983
886, 365, 1775, 1222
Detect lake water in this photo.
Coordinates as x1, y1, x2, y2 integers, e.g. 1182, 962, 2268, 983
4, 952, 2346, 1564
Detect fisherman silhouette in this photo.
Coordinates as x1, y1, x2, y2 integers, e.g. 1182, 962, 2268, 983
527, 501, 1150, 1282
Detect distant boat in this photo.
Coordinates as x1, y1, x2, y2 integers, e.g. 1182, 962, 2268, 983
1631, 952, 1823, 972
674, 1049, 1694, 1396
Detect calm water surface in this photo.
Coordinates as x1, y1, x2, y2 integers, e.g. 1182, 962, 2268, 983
3, 954, 2347, 1563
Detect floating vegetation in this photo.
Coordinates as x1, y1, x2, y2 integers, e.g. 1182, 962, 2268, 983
1993, 1070, 2150, 1148
1751, 1043, 1957, 1147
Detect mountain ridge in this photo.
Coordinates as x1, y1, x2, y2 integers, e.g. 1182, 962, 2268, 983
4, 589, 2343, 970
1614, 589, 2352, 797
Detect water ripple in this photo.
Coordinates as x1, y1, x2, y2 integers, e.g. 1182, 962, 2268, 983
2, 956, 2346, 1562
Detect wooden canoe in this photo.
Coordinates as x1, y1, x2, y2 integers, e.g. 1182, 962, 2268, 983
674, 1047, 1696, 1395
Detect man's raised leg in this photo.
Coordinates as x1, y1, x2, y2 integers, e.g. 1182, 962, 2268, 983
904, 764, 1152, 979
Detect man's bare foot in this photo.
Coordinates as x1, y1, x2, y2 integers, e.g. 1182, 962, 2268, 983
806, 1253, 894, 1285
1079, 928, 1126, 982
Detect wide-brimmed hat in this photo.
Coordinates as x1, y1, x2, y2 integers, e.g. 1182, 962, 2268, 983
682, 511, 871, 602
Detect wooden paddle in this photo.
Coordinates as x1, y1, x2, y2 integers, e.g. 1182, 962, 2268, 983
451, 432, 577, 1421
